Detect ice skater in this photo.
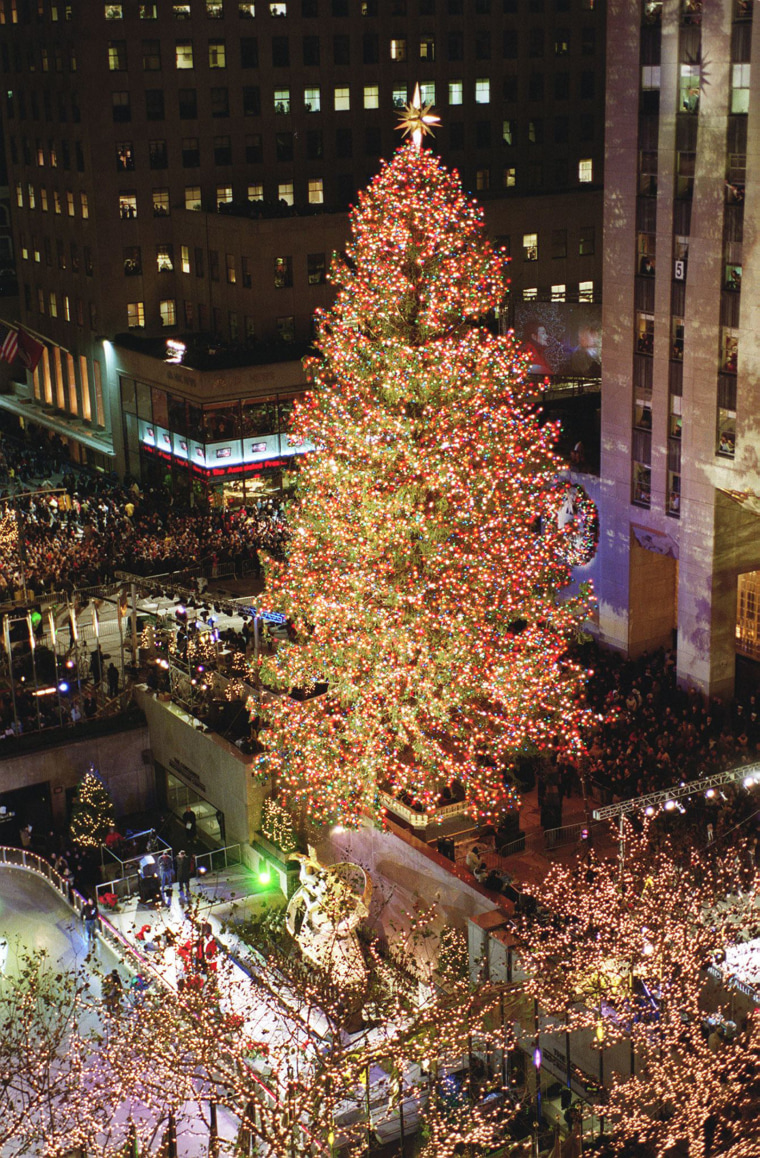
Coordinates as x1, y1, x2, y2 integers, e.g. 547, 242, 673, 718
81, 898, 98, 955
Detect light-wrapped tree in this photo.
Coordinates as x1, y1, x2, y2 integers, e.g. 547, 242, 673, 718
255, 125, 593, 828
69, 765, 116, 850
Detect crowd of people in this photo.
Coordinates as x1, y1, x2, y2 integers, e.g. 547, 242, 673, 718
0, 428, 289, 601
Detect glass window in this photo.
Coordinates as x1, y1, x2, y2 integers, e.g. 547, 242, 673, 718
182, 137, 200, 166
449, 80, 463, 105
722, 329, 738, 373
503, 167, 516, 187
475, 78, 490, 103
334, 86, 350, 110
390, 38, 406, 61
522, 232, 538, 261
112, 91, 131, 121
632, 463, 651, 507
206, 0, 223, 14
278, 181, 294, 205
392, 86, 407, 108
732, 63, 750, 114
420, 37, 435, 60
523, 287, 538, 301
636, 311, 654, 353
143, 39, 161, 69
181, 245, 190, 273
217, 183, 233, 205
476, 168, 490, 190
579, 226, 595, 256
175, 39, 194, 68
185, 185, 202, 210
152, 188, 169, 216
211, 87, 229, 116
116, 141, 134, 170
578, 280, 594, 302
641, 65, 660, 90
173, 2, 192, 14
578, 158, 593, 183
307, 252, 325, 284
208, 38, 226, 67
119, 191, 137, 218
305, 86, 321, 112
108, 40, 127, 70
226, 253, 236, 283
80, 192, 88, 218
679, 63, 700, 113
364, 85, 379, 109
274, 88, 291, 114
160, 299, 177, 327
127, 301, 145, 328
239, 2, 255, 14
275, 256, 293, 288
157, 243, 174, 271
248, 182, 263, 200
671, 317, 684, 361
270, 1, 287, 11
308, 178, 323, 204
551, 284, 566, 301
277, 315, 295, 342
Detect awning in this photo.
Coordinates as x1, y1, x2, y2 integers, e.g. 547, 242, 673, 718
0, 394, 115, 457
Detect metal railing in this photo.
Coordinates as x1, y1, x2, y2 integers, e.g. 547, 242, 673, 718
378, 789, 469, 830
95, 842, 244, 905
542, 821, 600, 850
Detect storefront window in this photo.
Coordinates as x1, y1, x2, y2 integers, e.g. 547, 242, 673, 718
242, 397, 277, 435
203, 403, 239, 440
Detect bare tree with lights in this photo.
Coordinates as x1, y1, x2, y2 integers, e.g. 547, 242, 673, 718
253, 98, 594, 829
515, 819, 760, 1157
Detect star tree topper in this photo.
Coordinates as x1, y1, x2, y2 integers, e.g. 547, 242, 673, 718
395, 83, 441, 150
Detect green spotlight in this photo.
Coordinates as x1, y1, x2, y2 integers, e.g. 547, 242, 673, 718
258, 866, 271, 886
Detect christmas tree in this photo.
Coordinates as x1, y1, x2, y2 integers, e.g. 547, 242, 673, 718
69, 766, 116, 850
256, 105, 593, 827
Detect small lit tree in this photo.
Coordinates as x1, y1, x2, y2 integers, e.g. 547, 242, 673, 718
69, 765, 116, 850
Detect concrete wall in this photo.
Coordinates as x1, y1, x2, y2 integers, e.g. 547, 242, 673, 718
0, 723, 153, 830
136, 690, 269, 848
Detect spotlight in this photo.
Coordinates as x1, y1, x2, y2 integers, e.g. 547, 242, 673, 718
705, 789, 716, 799
664, 800, 677, 812
644, 805, 656, 817
58, 681, 69, 693
743, 775, 758, 788
258, 867, 271, 886
196, 865, 208, 877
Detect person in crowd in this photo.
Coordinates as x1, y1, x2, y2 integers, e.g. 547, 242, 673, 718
175, 849, 191, 903
157, 849, 174, 905
82, 897, 98, 954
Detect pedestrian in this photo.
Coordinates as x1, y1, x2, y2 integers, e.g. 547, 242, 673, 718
158, 848, 173, 905
182, 807, 197, 841
107, 662, 119, 698
82, 898, 98, 954
176, 849, 191, 903
103, 968, 123, 1015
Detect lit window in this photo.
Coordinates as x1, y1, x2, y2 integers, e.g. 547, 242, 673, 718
217, 183, 233, 206
732, 63, 750, 114
156, 244, 174, 271
107, 40, 127, 70
248, 182, 263, 200
523, 288, 537, 301
390, 38, 407, 61
105, 3, 124, 16
172, 2, 191, 15
185, 185, 201, 210
239, 2, 255, 14
127, 301, 145, 328
392, 86, 407, 109
579, 280, 594, 302
160, 299, 176, 327
181, 245, 190, 273
175, 39, 194, 68
522, 232, 538, 261
419, 81, 435, 105
503, 120, 514, 145
67, 190, 76, 216
504, 167, 516, 187
65, 296, 71, 322
140, 4, 158, 16
578, 158, 593, 183
449, 80, 463, 105
304, 86, 321, 112
551, 284, 566, 301
679, 63, 700, 113
206, 0, 223, 15
274, 88, 290, 113
274, 255, 292, 287
208, 38, 226, 67
27, 184, 35, 209
15, 183, 23, 208
475, 78, 490, 104
364, 85, 379, 109
80, 192, 88, 218
308, 178, 324, 204
49, 291, 58, 317
334, 86, 350, 111
641, 65, 660, 90
53, 190, 62, 214
152, 188, 170, 215
278, 181, 294, 205
420, 37, 435, 61
226, 253, 236, 283
269, 1, 286, 11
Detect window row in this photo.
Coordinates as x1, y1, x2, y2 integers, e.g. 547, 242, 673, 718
5, 88, 81, 122
641, 62, 750, 116
108, 37, 228, 69
520, 223, 596, 264
24, 284, 99, 336
98, 0, 598, 22
10, 136, 84, 171
521, 280, 595, 302
117, 177, 329, 214
122, 244, 327, 287
19, 235, 94, 275
125, 298, 298, 344
15, 183, 89, 217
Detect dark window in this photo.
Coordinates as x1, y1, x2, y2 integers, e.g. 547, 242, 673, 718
579, 226, 595, 256
240, 37, 258, 67
195, 246, 204, 277
116, 141, 135, 170
475, 120, 491, 147
365, 125, 381, 155
528, 117, 542, 144
209, 250, 219, 281
149, 139, 168, 168
275, 131, 293, 161
124, 246, 142, 276
581, 27, 595, 54
62, 140, 70, 169
302, 0, 318, 14
142, 39, 161, 69
245, 132, 262, 162
71, 93, 81, 123
182, 137, 200, 166
334, 34, 350, 64
272, 36, 289, 66
503, 76, 518, 102
449, 122, 464, 149
75, 141, 84, 171
554, 158, 568, 186
363, 34, 378, 63
448, 31, 463, 60
554, 73, 569, 99
145, 89, 165, 120
475, 31, 490, 59
336, 127, 353, 158
551, 229, 567, 259
243, 86, 260, 115
308, 252, 326, 283
420, 0, 435, 11
211, 87, 229, 116
580, 71, 595, 99
580, 113, 594, 141
448, 0, 463, 11
331, 0, 347, 13
303, 35, 320, 65
179, 89, 198, 118
306, 129, 323, 159
475, 0, 490, 10
529, 73, 544, 101
529, 28, 544, 56
112, 91, 131, 122
554, 116, 568, 143
214, 135, 232, 164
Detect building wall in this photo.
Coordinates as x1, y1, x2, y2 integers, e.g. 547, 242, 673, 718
599, 0, 760, 696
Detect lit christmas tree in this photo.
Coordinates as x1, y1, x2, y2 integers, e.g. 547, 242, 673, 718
69, 766, 116, 850
256, 106, 593, 827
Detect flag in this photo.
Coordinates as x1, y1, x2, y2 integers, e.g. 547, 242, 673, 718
17, 328, 44, 372
0, 325, 18, 364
